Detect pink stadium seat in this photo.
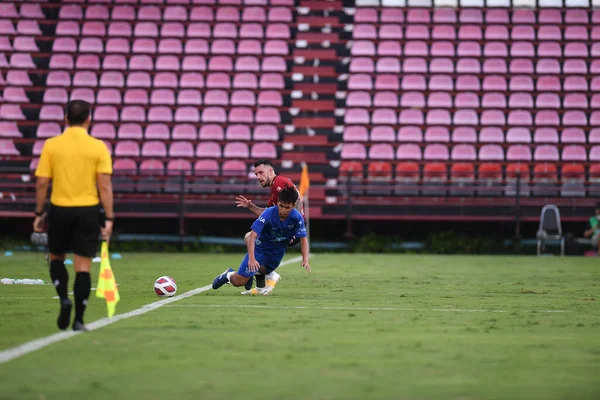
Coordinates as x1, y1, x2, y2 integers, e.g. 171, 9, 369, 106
233, 73, 258, 89
214, 22, 237, 38
175, 107, 200, 123
401, 92, 425, 108
404, 41, 427, 57
506, 128, 531, 143
145, 124, 170, 140
426, 109, 451, 125
562, 145, 587, 161
536, 76, 560, 92
508, 110, 533, 126
564, 76, 588, 92
249, 125, 276, 141
482, 76, 507, 92
375, 75, 399, 90
169, 142, 194, 158
111, 6, 135, 21
188, 22, 211, 38
241, 23, 264, 39
477, 144, 503, 161
354, 24, 376, 39
429, 75, 453, 91
255, 108, 280, 124
204, 90, 229, 106
399, 109, 424, 125
433, 8, 456, 23
165, 6, 187, 21
451, 144, 477, 161
216, 6, 240, 22
153, 72, 178, 89
117, 123, 143, 140
224, 142, 249, 158
536, 58, 560, 74
79, 38, 103, 53
562, 128, 586, 144
452, 127, 476, 143
6, 70, 31, 86
510, 76, 534, 91
425, 127, 450, 143
82, 21, 106, 37
123, 89, 149, 105
5, 87, 29, 103
379, 25, 402, 40
70, 88, 94, 104
453, 109, 478, 126
251, 142, 277, 159
56, 22, 79, 37
481, 110, 505, 126
36, 123, 61, 139
563, 111, 587, 127
342, 126, 368, 142
424, 144, 449, 161
534, 128, 559, 144
481, 92, 505, 108
397, 144, 422, 160
132, 38, 157, 54
479, 127, 503, 143
177, 89, 202, 106
403, 57, 427, 73
53, 37, 77, 53
32, 140, 45, 156
139, 160, 164, 177
510, 59, 533, 74
371, 126, 395, 142
158, 39, 183, 54
182, 55, 206, 72
208, 56, 233, 71
345, 109, 369, 125
198, 125, 223, 141
115, 141, 140, 157
96, 88, 122, 105
430, 57, 453, 73
201, 107, 226, 123
374, 92, 398, 108
99, 72, 124, 88
8, 52, 34, 69
369, 144, 395, 160
156, 55, 180, 71
138, 6, 161, 21
347, 92, 371, 108
185, 39, 209, 54
258, 91, 282, 107
341, 143, 367, 160
348, 74, 372, 91
268, 7, 292, 22
373, 109, 397, 125
456, 75, 480, 91
509, 93, 533, 109
120, 106, 145, 122
538, 42, 562, 58
590, 129, 600, 144
150, 89, 175, 105
456, 58, 480, 74
535, 110, 560, 126
148, 106, 173, 123
429, 92, 453, 108
354, 8, 377, 23
171, 125, 196, 141
406, 25, 429, 40
141, 141, 167, 158
565, 9, 588, 24
106, 38, 130, 54
225, 124, 250, 141
563, 59, 587, 74
381, 8, 403, 23
401, 75, 426, 91
432, 25, 455, 40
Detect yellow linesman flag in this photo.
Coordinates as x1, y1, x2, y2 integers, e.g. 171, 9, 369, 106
298, 162, 310, 198
96, 241, 120, 318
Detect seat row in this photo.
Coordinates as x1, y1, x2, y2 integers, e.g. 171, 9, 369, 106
47, 53, 287, 72
342, 126, 598, 144
55, 21, 291, 39
343, 108, 599, 127
353, 8, 597, 24
58, 5, 293, 22
341, 143, 594, 162
350, 40, 600, 58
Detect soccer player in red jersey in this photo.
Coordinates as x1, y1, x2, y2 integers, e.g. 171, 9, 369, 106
235, 159, 304, 295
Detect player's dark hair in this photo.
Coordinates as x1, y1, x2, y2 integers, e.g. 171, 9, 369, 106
254, 159, 274, 169
66, 100, 91, 126
278, 187, 298, 205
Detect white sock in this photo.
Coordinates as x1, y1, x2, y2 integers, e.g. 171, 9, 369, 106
226, 271, 234, 281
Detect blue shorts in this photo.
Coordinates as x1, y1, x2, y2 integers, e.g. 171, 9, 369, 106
237, 251, 284, 278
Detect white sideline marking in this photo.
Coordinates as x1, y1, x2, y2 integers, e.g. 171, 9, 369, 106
0, 255, 305, 364
166, 304, 570, 314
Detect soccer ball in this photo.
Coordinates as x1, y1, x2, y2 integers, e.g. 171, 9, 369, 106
154, 276, 177, 297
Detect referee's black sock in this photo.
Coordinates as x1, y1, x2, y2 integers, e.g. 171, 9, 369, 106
74, 272, 91, 323
49, 260, 69, 300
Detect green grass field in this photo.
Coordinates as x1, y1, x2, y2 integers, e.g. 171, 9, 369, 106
0, 252, 599, 400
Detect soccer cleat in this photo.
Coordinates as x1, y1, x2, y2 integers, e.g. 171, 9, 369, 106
212, 268, 234, 290
241, 287, 268, 295
72, 321, 87, 332
265, 271, 281, 289
57, 298, 72, 330
244, 276, 253, 291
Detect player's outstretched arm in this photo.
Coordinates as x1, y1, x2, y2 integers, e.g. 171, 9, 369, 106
246, 230, 261, 272
300, 237, 311, 273
235, 195, 265, 217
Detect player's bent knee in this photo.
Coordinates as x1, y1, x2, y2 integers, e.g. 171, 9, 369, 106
230, 274, 249, 287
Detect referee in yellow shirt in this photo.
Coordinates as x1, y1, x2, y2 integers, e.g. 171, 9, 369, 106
33, 100, 114, 331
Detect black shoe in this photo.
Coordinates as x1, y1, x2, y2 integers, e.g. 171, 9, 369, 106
57, 298, 72, 330
72, 321, 88, 332
244, 276, 254, 291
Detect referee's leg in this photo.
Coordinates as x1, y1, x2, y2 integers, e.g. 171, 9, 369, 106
47, 205, 73, 330
70, 206, 102, 331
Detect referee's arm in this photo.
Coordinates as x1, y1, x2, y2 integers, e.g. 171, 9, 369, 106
33, 142, 52, 232
97, 144, 114, 242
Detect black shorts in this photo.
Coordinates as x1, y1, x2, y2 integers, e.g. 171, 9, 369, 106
48, 204, 101, 258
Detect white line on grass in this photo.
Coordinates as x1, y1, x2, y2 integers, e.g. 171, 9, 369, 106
165, 304, 570, 314
0, 255, 305, 364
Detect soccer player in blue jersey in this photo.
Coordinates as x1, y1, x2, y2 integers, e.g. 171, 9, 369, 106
212, 187, 311, 291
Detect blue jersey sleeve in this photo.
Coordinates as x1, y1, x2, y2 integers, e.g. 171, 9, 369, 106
251, 207, 271, 236
293, 212, 307, 239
